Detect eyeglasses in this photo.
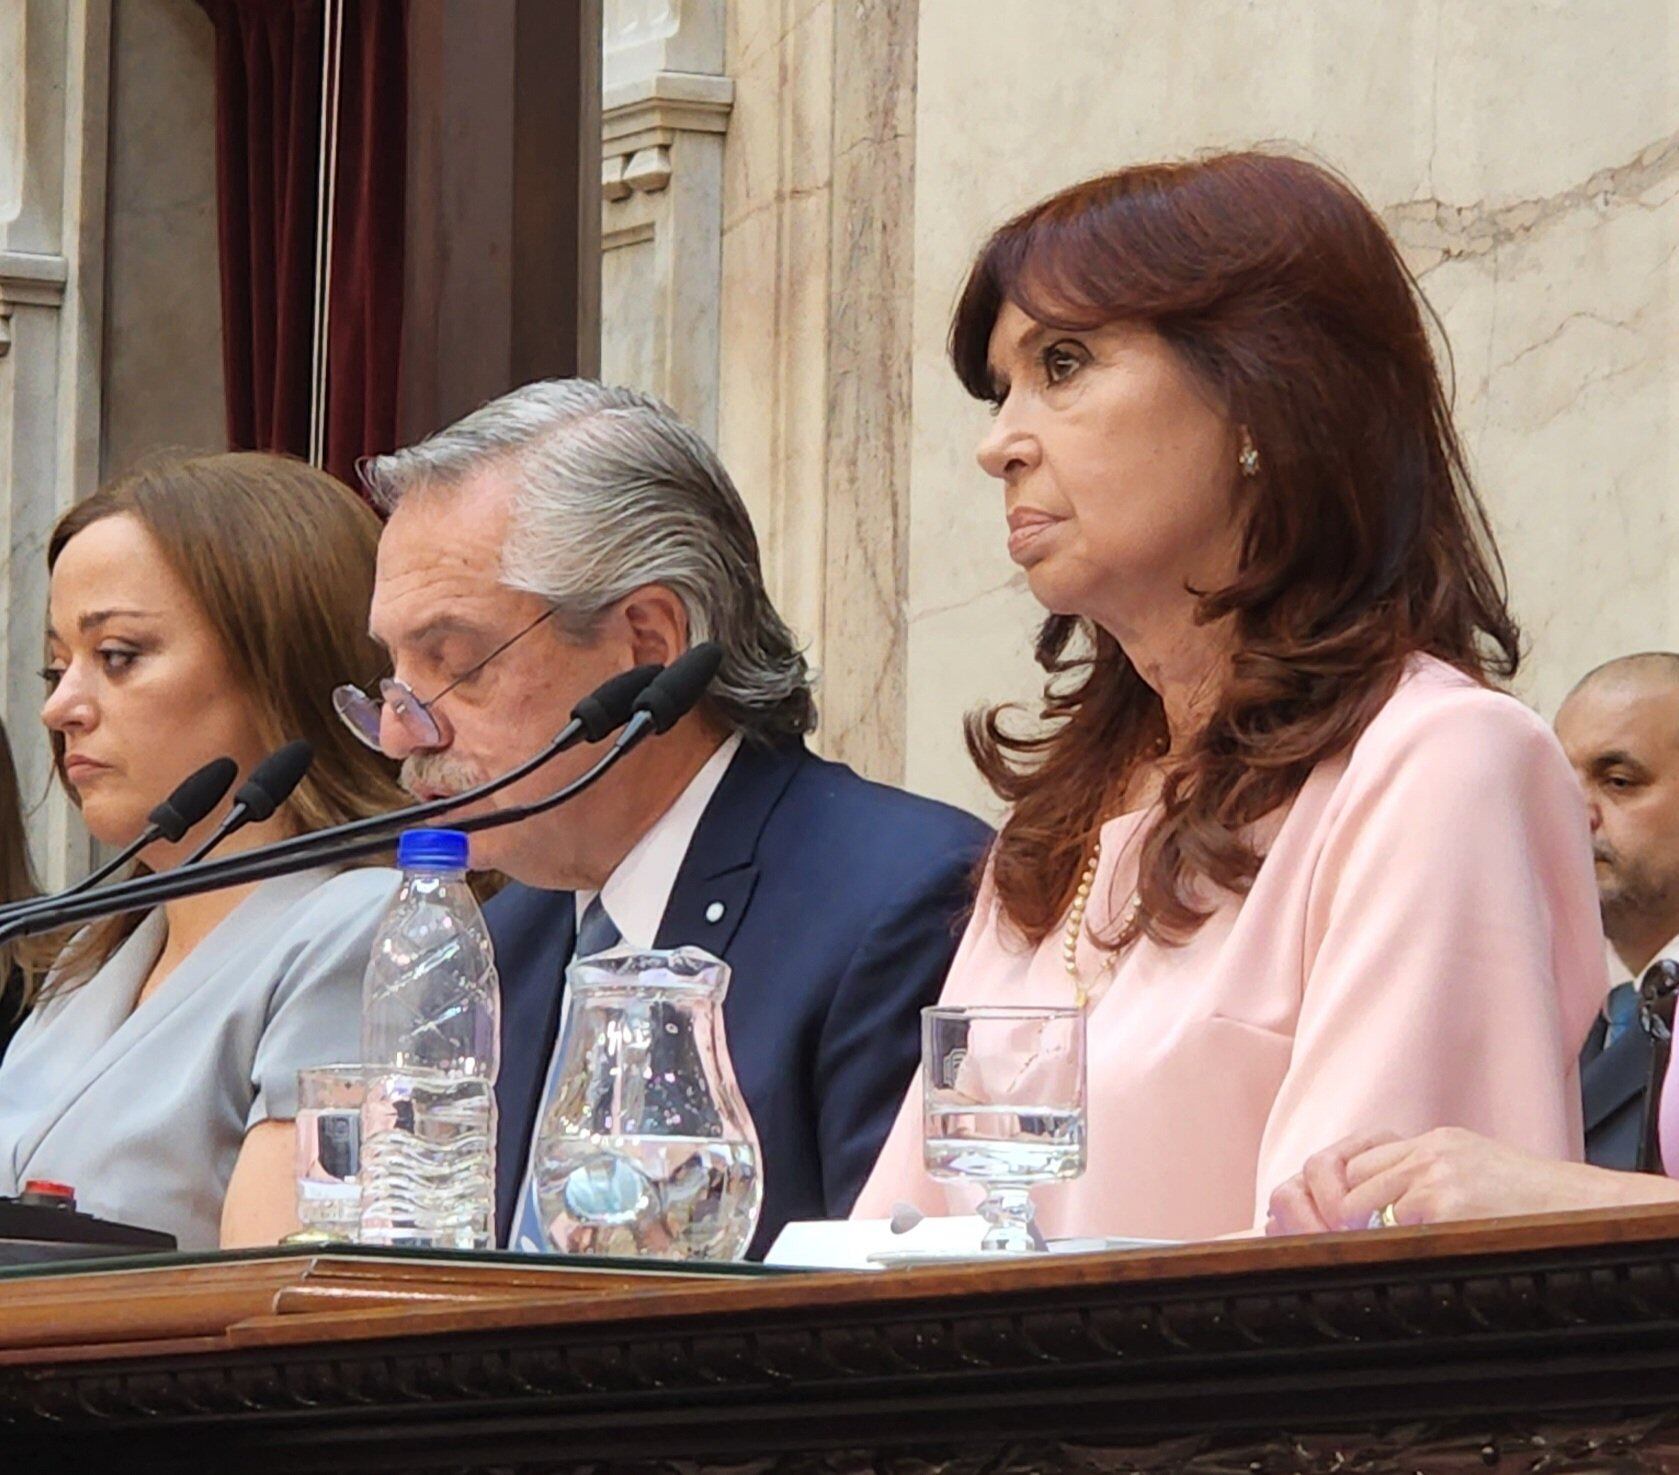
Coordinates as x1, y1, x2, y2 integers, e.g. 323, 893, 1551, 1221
332, 606, 560, 753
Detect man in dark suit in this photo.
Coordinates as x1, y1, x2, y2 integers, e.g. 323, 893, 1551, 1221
1555, 654, 1679, 1169
359, 380, 990, 1257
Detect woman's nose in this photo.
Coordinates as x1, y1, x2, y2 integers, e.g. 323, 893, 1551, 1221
41, 666, 93, 733
976, 404, 1039, 482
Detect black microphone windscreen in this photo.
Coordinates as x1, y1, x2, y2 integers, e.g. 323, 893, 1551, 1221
147, 756, 240, 842
234, 740, 315, 822
631, 643, 723, 734
572, 664, 662, 743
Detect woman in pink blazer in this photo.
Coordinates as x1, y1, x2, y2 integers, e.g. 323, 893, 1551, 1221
853, 152, 1605, 1243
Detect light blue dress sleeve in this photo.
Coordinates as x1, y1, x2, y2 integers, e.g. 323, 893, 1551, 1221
246, 868, 399, 1128
0, 865, 403, 1249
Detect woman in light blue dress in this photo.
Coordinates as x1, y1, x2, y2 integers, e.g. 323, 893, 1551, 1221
0, 454, 406, 1250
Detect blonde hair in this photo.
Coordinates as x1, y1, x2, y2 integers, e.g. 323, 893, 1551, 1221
33, 452, 404, 997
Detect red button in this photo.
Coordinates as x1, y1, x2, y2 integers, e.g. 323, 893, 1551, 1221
21, 1179, 75, 1200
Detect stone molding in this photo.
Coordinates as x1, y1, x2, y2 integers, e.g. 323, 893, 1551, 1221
597, 0, 729, 443
0, 247, 70, 307
0, 248, 70, 356
601, 72, 733, 199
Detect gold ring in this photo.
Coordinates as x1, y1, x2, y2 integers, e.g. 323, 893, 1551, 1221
1378, 1202, 1400, 1229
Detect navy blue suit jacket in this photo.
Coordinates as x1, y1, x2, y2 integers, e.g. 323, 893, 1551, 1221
486, 738, 991, 1257
1579, 996, 1653, 1171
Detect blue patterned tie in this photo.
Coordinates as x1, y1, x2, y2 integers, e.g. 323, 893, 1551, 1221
1605, 979, 1641, 1051
510, 895, 620, 1252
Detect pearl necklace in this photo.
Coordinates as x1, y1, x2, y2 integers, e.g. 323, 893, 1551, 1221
1061, 839, 1140, 1007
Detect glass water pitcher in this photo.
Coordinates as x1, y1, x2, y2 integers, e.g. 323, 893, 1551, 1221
531, 946, 763, 1261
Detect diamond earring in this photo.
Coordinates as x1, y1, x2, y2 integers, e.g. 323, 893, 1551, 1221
1238, 430, 1260, 479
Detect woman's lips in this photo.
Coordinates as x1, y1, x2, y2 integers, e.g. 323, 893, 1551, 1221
62, 756, 111, 784
1006, 508, 1062, 562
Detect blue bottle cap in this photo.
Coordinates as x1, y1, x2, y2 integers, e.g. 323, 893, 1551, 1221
396, 828, 470, 872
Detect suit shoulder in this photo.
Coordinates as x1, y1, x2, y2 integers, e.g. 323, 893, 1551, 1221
482, 880, 569, 942
765, 751, 991, 897
782, 751, 990, 843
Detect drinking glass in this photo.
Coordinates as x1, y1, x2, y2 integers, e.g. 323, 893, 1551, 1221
921, 1005, 1087, 1253
295, 1064, 368, 1242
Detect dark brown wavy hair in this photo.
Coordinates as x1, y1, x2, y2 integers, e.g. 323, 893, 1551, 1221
32, 453, 406, 997
952, 151, 1520, 949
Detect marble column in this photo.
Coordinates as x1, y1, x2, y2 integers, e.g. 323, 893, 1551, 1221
716, 0, 919, 787
599, 0, 733, 444
100, 0, 224, 481
0, 0, 110, 885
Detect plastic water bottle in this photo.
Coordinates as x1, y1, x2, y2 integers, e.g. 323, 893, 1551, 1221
358, 829, 500, 1249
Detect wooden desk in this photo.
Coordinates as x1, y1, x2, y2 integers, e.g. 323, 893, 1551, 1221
5, 1208, 1679, 1471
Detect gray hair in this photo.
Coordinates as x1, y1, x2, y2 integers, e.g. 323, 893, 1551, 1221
361, 380, 816, 740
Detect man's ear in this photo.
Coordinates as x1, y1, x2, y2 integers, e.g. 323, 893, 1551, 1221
616, 585, 691, 669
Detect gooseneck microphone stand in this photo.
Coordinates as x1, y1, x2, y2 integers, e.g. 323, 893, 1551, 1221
0, 646, 721, 950
55, 756, 240, 898
179, 740, 316, 865
0, 661, 667, 931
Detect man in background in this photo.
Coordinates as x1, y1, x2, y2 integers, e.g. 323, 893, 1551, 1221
1555, 653, 1679, 1168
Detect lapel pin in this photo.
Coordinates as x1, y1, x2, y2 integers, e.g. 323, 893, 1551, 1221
704, 901, 726, 924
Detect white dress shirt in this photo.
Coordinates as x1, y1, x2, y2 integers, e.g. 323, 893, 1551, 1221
576, 731, 741, 947
1606, 930, 1679, 993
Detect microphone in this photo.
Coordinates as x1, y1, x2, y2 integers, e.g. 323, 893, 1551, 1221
0, 646, 721, 943
45, 756, 240, 902
626, 641, 721, 736
180, 740, 314, 865
189, 660, 665, 876
151, 757, 243, 843
572, 663, 665, 743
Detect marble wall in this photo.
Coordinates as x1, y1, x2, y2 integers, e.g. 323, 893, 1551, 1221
0, 0, 108, 885
889, 0, 1679, 817
716, 0, 919, 784
101, 0, 224, 480
0, 0, 22, 224
0, 0, 221, 885
707, 1, 1679, 817
600, 0, 732, 444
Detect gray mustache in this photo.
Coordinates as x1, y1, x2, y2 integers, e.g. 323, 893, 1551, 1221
400, 753, 484, 797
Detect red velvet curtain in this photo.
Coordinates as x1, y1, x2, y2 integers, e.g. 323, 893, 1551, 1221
199, 0, 406, 490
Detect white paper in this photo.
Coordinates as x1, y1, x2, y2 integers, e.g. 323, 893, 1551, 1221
765, 1216, 1183, 1270
765, 1215, 989, 1269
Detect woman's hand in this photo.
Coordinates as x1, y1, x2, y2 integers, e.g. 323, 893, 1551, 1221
1268, 1126, 1679, 1235
1265, 1130, 1402, 1233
